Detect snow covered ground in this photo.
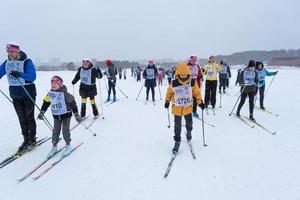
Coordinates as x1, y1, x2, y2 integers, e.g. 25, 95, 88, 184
0, 69, 300, 200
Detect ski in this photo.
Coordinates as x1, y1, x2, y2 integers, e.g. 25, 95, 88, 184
242, 116, 276, 135
33, 142, 83, 180
164, 153, 177, 178
0, 137, 50, 169
232, 114, 255, 128
105, 99, 119, 106
187, 140, 196, 159
70, 115, 90, 131
17, 145, 66, 182
255, 106, 279, 117
85, 115, 102, 130
206, 108, 209, 115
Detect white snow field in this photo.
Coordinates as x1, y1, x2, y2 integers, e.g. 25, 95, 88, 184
0, 69, 299, 200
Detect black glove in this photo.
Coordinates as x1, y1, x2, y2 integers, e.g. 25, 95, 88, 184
275, 71, 278, 75
74, 114, 82, 122
10, 71, 21, 78
37, 111, 45, 120
198, 102, 205, 110
164, 102, 170, 109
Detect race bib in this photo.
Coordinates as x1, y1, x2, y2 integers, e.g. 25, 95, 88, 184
174, 85, 193, 107
189, 65, 198, 79
5, 60, 25, 86
146, 68, 155, 79
257, 70, 266, 81
48, 91, 68, 115
80, 68, 92, 85
207, 65, 216, 78
244, 70, 255, 86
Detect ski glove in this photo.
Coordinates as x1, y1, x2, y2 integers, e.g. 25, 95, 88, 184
164, 102, 170, 109
74, 114, 82, 122
37, 111, 45, 120
10, 71, 21, 78
198, 102, 205, 110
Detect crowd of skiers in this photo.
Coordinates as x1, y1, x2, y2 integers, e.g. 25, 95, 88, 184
0, 42, 278, 157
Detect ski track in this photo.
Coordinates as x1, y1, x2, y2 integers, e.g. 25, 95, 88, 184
0, 70, 300, 200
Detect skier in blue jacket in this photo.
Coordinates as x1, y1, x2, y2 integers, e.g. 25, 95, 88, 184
0, 41, 37, 153
255, 61, 278, 110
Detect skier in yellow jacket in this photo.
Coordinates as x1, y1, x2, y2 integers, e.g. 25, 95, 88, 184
203, 56, 222, 110
164, 63, 204, 153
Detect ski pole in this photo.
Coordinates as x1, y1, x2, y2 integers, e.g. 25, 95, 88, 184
264, 73, 277, 99
135, 83, 144, 101
0, 89, 13, 104
17, 78, 53, 130
158, 83, 162, 100
229, 84, 246, 116
117, 86, 128, 98
167, 107, 171, 128
219, 89, 222, 108
98, 78, 105, 119
201, 109, 207, 147
72, 85, 75, 97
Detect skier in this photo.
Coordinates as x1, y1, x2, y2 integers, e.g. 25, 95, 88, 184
0, 42, 37, 152
123, 68, 127, 80
38, 76, 81, 158
203, 55, 222, 110
167, 69, 173, 84
131, 67, 134, 77
255, 61, 278, 110
187, 55, 203, 118
219, 59, 231, 93
136, 67, 142, 82
158, 70, 164, 86
236, 60, 259, 121
72, 59, 103, 119
164, 63, 204, 153
104, 59, 118, 102
143, 60, 158, 101
118, 68, 122, 79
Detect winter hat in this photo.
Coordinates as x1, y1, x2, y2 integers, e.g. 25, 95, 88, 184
6, 41, 20, 53
148, 60, 154, 65
51, 75, 64, 87
175, 63, 191, 76
247, 60, 256, 68
106, 59, 112, 65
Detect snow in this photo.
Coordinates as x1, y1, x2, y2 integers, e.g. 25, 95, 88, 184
0, 69, 300, 200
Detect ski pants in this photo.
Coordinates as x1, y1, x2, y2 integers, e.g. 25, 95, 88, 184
174, 114, 193, 142
108, 80, 116, 97
52, 117, 71, 145
255, 85, 265, 108
146, 86, 155, 100
237, 92, 255, 115
13, 98, 36, 142
204, 80, 218, 108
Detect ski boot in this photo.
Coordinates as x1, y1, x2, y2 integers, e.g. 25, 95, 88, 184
113, 95, 117, 102
236, 110, 241, 117
27, 138, 37, 151
47, 146, 58, 159
172, 142, 180, 154
17, 140, 29, 154
62, 145, 72, 157
260, 106, 266, 111
186, 131, 192, 141
106, 96, 111, 102
249, 114, 256, 122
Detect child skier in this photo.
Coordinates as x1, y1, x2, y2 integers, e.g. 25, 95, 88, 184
236, 60, 259, 121
164, 63, 204, 153
38, 76, 81, 158
72, 59, 103, 119
255, 61, 278, 110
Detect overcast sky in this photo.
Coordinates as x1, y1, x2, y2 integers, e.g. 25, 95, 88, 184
1, 0, 299, 62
